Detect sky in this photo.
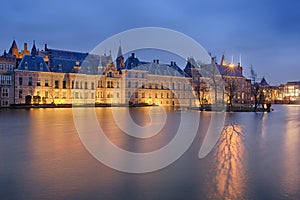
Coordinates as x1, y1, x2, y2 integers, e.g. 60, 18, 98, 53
0, 0, 299, 85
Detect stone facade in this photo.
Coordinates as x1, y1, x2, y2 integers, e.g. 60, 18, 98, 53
1, 40, 253, 108
0, 56, 16, 107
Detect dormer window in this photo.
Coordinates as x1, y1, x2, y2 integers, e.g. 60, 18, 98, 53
39, 63, 43, 71
24, 62, 28, 70
58, 64, 62, 72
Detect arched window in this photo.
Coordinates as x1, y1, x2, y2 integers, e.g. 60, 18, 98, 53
107, 71, 113, 77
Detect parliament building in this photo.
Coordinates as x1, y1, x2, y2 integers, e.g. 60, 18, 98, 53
0, 40, 252, 108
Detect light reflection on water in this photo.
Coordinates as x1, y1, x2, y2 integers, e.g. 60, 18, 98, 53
0, 105, 299, 199
213, 123, 246, 200
281, 105, 300, 199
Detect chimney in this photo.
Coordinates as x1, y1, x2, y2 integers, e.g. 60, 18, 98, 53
45, 44, 48, 51
153, 59, 156, 63
170, 61, 173, 66
131, 53, 135, 58
24, 43, 28, 51
237, 62, 242, 73
156, 59, 159, 64
174, 62, 176, 65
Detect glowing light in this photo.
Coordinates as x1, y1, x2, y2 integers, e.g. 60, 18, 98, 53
228, 63, 235, 68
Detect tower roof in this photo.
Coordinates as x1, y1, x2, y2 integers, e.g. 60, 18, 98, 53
11, 39, 18, 49
260, 77, 269, 86
8, 39, 18, 55
31, 40, 37, 55
221, 54, 226, 66
117, 45, 123, 59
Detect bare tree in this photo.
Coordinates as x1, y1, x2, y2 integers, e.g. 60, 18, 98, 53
225, 78, 238, 109
199, 62, 225, 107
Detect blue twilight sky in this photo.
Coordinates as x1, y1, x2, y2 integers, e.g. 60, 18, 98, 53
0, 0, 299, 85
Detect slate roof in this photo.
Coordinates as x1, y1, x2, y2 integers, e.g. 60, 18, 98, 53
45, 48, 88, 73
123, 54, 141, 70
17, 55, 50, 72
216, 64, 244, 77
184, 57, 201, 77
122, 54, 185, 77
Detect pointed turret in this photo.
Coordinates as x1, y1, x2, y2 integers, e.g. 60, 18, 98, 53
31, 40, 37, 56
260, 77, 269, 87
116, 45, 124, 70
117, 45, 123, 58
221, 54, 226, 66
9, 39, 19, 57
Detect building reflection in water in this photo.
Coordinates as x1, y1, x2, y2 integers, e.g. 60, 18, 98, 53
213, 122, 246, 200
281, 106, 300, 198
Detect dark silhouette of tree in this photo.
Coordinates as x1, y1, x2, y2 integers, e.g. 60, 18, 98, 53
25, 95, 32, 105
225, 78, 238, 109
199, 61, 225, 108
252, 82, 260, 111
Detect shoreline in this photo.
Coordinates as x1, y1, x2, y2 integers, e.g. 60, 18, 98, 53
2, 103, 285, 112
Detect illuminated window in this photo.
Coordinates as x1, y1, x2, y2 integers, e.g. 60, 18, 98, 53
37, 79, 41, 86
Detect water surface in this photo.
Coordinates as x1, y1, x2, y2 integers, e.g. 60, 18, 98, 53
0, 105, 299, 199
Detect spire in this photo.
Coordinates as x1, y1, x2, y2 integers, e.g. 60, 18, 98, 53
117, 45, 123, 59
31, 40, 37, 56
221, 54, 226, 66
9, 39, 19, 57
116, 45, 124, 70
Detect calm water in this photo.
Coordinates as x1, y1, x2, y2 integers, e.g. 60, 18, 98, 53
0, 105, 299, 200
